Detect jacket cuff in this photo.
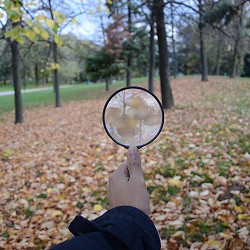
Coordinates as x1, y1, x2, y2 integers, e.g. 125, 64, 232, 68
69, 206, 161, 250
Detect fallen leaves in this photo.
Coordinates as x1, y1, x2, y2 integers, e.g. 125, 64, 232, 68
0, 76, 249, 249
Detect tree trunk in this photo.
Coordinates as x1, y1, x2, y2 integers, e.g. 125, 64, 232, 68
153, 0, 174, 109
3, 67, 7, 85
231, 39, 238, 78
198, 0, 208, 81
53, 42, 61, 107
35, 63, 39, 86
148, 8, 155, 93
11, 39, 23, 124
230, 5, 243, 78
216, 32, 222, 75
105, 78, 110, 91
126, 0, 132, 87
170, 1, 177, 78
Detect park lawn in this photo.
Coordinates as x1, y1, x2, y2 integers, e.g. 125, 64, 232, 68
0, 77, 147, 116
0, 76, 249, 249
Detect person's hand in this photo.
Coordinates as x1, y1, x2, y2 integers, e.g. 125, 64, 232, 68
107, 146, 150, 215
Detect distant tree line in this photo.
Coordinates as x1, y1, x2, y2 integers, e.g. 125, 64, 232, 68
0, 0, 249, 123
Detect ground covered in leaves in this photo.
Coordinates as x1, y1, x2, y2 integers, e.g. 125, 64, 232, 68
0, 77, 249, 250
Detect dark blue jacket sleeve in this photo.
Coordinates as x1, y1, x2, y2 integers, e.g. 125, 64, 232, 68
50, 206, 161, 250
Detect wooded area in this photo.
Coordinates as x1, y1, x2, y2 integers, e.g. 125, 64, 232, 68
0, 0, 249, 123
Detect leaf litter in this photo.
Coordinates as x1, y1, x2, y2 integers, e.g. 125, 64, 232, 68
0, 76, 249, 249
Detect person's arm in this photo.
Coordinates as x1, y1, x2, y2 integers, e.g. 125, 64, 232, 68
51, 147, 161, 250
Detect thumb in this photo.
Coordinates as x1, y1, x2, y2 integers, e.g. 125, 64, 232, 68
127, 146, 142, 179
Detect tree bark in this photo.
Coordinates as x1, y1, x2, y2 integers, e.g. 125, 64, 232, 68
148, 8, 155, 93
11, 39, 23, 124
198, 0, 208, 81
216, 32, 222, 75
153, 0, 174, 109
170, 1, 177, 78
126, 0, 132, 87
35, 63, 39, 86
53, 42, 61, 107
105, 78, 110, 91
230, 5, 243, 78
231, 39, 238, 78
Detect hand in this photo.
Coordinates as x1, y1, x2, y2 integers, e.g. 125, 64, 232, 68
107, 146, 150, 215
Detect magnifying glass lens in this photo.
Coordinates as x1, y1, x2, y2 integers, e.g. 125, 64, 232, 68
103, 87, 164, 148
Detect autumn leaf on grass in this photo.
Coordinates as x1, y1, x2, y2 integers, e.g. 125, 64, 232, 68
168, 177, 183, 190
93, 204, 103, 212
52, 210, 62, 217
201, 240, 223, 250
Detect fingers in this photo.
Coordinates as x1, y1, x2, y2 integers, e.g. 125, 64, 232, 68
109, 161, 129, 184
127, 146, 142, 180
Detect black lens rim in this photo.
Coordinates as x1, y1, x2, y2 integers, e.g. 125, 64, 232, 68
102, 86, 164, 149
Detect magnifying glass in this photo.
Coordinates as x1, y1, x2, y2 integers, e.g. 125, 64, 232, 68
103, 86, 164, 149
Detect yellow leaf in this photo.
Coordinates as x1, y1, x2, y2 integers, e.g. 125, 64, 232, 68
52, 210, 62, 217
15, 35, 24, 44
234, 204, 243, 213
0, 12, 4, 18
33, 26, 40, 34
168, 178, 183, 189
107, 0, 112, 4
25, 30, 37, 42
89, 9, 94, 14
53, 11, 65, 25
45, 19, 55, 29
54, 35, 63, 46
52, 11, 59, 18
40, 29, 49, 40
97, 6, 101, 13
238, 214, 250, 220
46, 188, 53, 193
201, 240, 223, 250
105, 7, 110, 14
72, 18, 77, 25
25, 18, 33, 27
93, 204, 102, 212
50, 63, 60, 70
36, 15, 46, 22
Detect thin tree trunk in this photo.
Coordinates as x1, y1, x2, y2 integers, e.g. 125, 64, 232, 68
126, 0, 132, 87
198, 0, 208, 81
148, 8, 155, 93
216, 32, 222, 75
35, 63, 39, 86
11, 39, 23, 124
231, 39, 238, 78
53, 42, 60, 107
170, 1, 177, 78
230, 5, 243, 78
105, 78, 110, 91
100, 14, 106, 46
153, 0, 174, 109
3, 68, 7, 85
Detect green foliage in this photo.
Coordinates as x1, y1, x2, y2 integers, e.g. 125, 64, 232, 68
85, 50, 123, 82
2, 149, 11, 161
156, 164, 177, 178
204, 3, 232, 24
162, 226, 176, 239
37, 193, 47, 199
24, 208, 34, 218
167, 185, 181, 196
76, 201, 84, 209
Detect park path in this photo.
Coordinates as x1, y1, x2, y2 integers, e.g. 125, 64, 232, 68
0, 85, 73, 97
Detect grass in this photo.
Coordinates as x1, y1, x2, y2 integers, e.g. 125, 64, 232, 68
0, 77, 147, 116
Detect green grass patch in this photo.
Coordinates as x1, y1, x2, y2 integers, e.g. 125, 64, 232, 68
0, 77, 148, 116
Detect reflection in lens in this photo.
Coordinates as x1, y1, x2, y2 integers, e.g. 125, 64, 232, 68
103, 87, 163, 148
